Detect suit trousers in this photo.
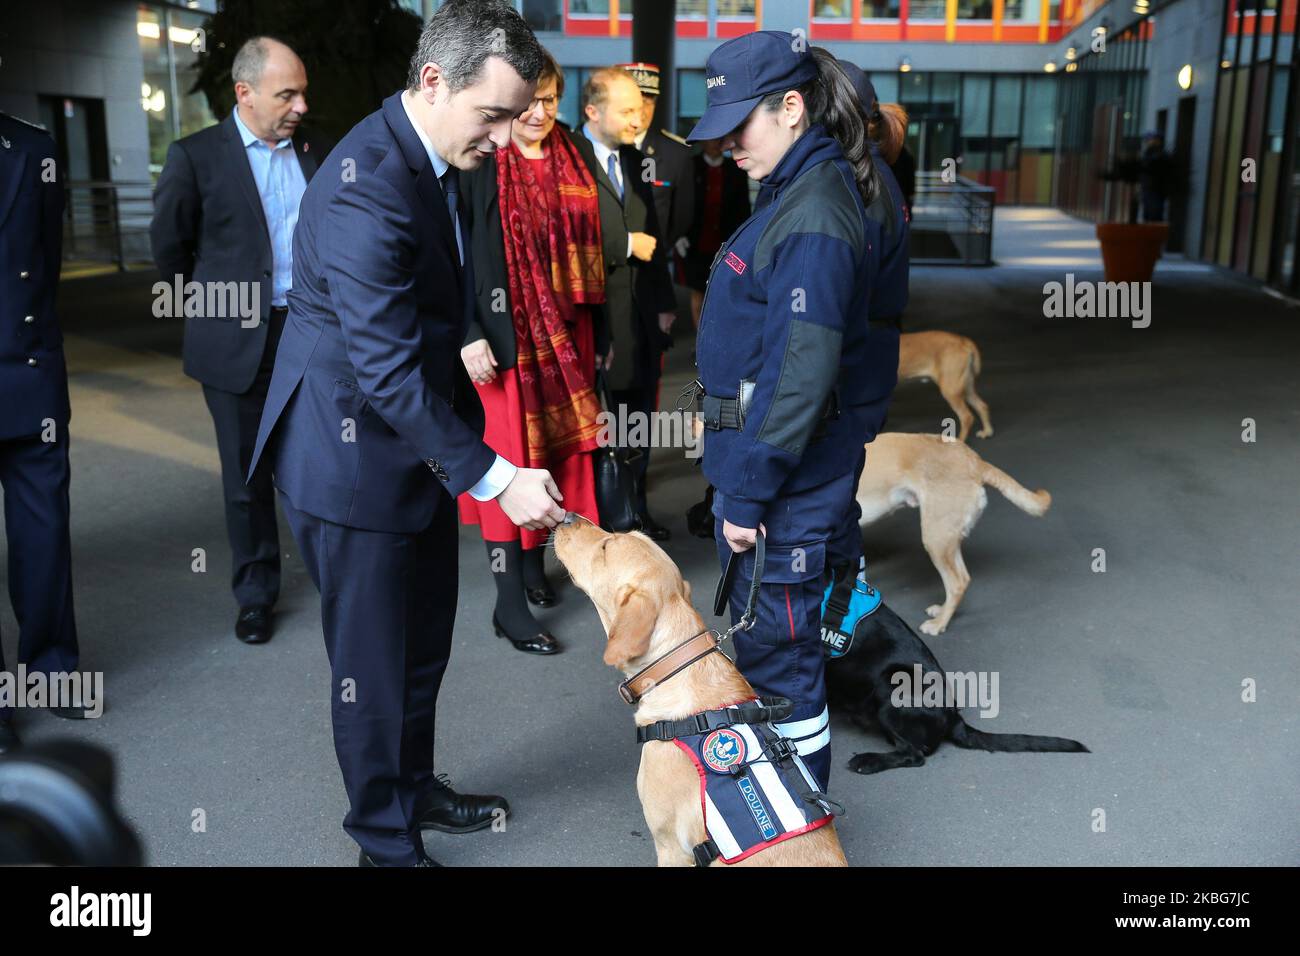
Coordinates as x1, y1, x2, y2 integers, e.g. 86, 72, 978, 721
0, 430, 79, 723
201, 308, 286, 609
280, 489, 458, 865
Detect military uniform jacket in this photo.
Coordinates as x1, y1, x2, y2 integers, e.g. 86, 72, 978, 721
0, 113, 68, 441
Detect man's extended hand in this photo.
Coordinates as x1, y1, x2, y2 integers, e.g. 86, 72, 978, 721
461, 338, 498, 385
630, 231, 657, 262
498, 467, 566, 531
658, 311, 675, 335
594, 344, 614, 372
722, 520, 766, 553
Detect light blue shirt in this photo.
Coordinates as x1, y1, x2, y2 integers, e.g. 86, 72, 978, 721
399, 92, 514, 503
582, 124, 636, 259
231, 107, 307, 307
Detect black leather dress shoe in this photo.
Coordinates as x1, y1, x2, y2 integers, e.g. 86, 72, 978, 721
235, 605, 272, 644
525, 583, 557, 607
415, 774, 510, 834
492, 614, 560, 655
640, 515, 672, 542
358, 848, 440, 867
0, 722, 20, 755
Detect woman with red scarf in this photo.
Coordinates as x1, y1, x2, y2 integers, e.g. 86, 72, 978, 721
460, 50, 608, 655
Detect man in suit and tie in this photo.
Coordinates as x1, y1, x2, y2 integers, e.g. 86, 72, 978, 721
0, 111, 82, 753
571, 68, 678, 540
249, 0, 561, 867
150, 37, 328, 646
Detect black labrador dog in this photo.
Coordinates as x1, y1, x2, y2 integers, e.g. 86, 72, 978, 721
824, 602, 1089, 774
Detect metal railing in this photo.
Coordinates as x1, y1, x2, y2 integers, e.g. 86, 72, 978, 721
62, 181, 155, 271
910, 172, 995, 266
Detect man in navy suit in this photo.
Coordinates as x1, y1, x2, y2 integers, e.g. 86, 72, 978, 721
249, 0, 560, 866
0, 111, 81, 753
151, 37, 330, 645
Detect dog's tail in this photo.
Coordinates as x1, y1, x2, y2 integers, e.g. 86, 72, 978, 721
980, 461, 1051, 517
968, 340, 982, 378
950, 719, 1089, 754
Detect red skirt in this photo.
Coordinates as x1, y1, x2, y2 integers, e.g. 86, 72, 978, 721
458, 333, 601, 550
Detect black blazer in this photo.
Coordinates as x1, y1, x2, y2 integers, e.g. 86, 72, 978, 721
150, 112, 331, 394
640, 127, 696, 247
569, 128, 676, 392
461, 128, 609, 371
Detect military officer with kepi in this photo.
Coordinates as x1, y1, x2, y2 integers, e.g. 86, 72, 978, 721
0, 111, 83, 754
686, 35, 892, 791
619, 62, 696, 262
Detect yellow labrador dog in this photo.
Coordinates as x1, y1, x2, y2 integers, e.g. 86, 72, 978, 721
857, 433, 1051, 635
553, 515, 847, 867
898, 331, 993, 441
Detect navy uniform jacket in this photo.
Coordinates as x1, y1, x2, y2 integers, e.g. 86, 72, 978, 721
247, 93, 493, 534
640, 127, 696, 247
0, 113, 68, 441
150, 114, 330, 394
855, 145, 911, 422
696, 124, 883, 529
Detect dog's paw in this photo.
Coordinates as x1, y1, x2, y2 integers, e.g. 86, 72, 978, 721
925, 604, 943, 618
846, 753, 879, 775
976, 427, 994, 438
920, 617, 947, 636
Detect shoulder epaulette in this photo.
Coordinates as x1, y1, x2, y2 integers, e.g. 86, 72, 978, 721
660, 129, 689, 147
0, 111, 50, 133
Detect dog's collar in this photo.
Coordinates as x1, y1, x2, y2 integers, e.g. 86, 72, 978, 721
618, 629, 721, 705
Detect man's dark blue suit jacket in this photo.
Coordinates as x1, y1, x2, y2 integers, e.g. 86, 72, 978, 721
249, 92, 494, 534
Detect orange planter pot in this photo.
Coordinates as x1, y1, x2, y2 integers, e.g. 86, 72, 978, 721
1095, 222, 1170, 283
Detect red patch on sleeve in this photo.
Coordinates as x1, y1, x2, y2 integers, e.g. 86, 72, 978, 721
725, 251, 746, 275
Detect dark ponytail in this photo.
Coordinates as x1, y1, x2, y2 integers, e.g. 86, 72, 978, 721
761, 45, 882, 207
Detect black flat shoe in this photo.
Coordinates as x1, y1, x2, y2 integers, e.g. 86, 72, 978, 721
492, 613, 561, 655
525, 583, 556, 607
358, 848, 440, 867
235, 605, 272, 644
640, 515, 672, 542
0, 722, 20, 755
415, 774, 510, 833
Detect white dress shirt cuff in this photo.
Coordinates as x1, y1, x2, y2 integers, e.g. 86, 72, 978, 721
627, 234, 635, 259
468, 455, 517, 501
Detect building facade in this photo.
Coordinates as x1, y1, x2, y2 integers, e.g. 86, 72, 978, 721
0, 0, 1295, 293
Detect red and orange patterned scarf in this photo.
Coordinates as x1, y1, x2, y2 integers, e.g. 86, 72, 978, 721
496, 127, 606, 467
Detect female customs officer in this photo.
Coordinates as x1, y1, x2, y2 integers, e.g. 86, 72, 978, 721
686, 33, 894, 791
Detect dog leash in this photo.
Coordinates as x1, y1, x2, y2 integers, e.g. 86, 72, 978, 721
713, 528, 765, 641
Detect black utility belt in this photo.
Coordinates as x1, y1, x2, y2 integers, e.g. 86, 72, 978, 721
696, 379, 840, 435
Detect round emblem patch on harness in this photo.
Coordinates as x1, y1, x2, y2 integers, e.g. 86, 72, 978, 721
701, 728, 747, 773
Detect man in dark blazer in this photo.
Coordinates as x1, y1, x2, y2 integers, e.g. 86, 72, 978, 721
571, 68, 677, 540
249, 1, 560, 867
0, 111, 82, 753
150, 37, 329, 645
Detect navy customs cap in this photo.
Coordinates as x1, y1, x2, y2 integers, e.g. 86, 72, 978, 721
836, 59, 877, 115
687, 30, 819, 143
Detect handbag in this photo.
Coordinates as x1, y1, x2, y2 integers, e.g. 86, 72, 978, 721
592, 370, 642, 533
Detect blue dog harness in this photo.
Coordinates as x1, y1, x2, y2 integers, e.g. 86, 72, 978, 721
820, 570, 883, 660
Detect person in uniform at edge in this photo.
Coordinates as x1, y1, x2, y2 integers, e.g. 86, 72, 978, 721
0, 111, 81, 753
687, 33, 890, 791
619, 63, 696, 272
826, 60, 910, 587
